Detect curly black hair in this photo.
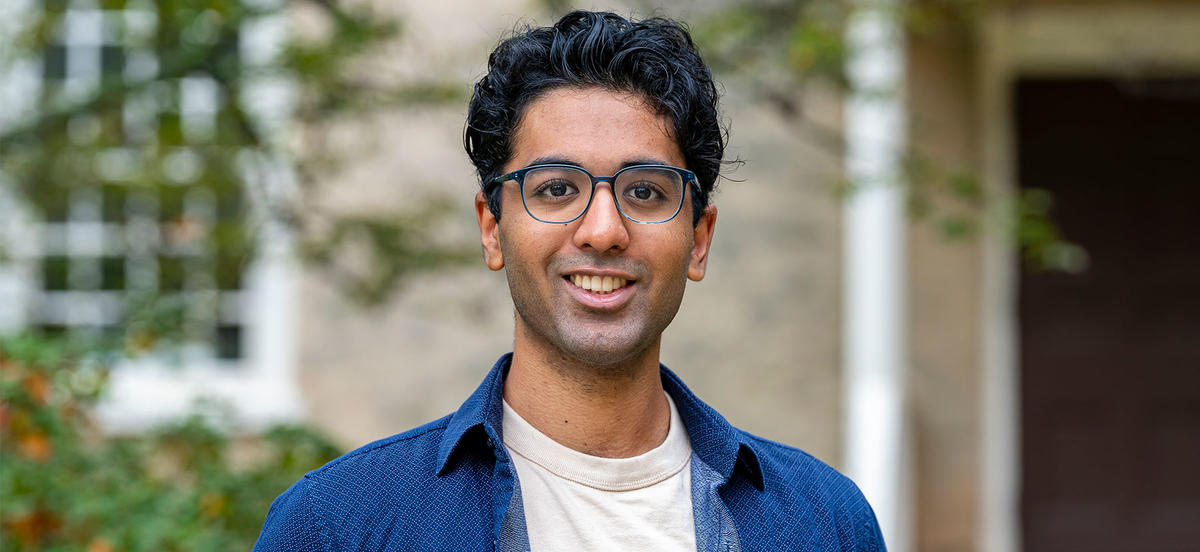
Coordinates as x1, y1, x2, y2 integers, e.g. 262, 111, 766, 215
464, 10, 726, 226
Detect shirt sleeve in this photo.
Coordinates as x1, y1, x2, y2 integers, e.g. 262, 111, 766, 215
253, 478, 328, 552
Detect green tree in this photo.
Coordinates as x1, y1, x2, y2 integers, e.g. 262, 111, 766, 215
0, 0, 471, 310
0, 1, 469, 547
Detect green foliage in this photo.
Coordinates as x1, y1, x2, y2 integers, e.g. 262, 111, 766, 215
692, 0, 849, 89
1, 2, 457, 545
1, 334, 342, 550
298, 197, 477, 305
903, 152, 1088, 272
0, 0, 470, 308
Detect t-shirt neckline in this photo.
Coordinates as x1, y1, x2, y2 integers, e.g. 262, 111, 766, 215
501, 392, 692, 492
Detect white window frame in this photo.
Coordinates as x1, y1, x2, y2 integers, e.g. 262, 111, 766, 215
0, 0, 302, 431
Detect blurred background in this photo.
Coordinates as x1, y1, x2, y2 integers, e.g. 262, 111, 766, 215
1, 0, 1197, 550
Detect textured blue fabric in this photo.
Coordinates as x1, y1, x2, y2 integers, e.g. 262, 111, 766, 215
253, 354, 885, 551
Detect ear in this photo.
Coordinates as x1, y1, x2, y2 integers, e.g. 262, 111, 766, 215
475, 191, 505, 271
688, 205, 717, 282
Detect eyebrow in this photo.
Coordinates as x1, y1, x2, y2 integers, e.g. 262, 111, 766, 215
526, 155, 676, 172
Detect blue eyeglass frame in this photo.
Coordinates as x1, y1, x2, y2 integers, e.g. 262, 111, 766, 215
487, 163, 700, 224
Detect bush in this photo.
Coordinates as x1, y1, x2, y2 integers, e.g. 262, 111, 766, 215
0, 335, 341, 551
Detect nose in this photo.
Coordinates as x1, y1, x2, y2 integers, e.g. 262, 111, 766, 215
573, 181, 630, 253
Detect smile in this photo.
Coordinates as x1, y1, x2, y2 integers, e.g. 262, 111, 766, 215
566, 274, 632, 294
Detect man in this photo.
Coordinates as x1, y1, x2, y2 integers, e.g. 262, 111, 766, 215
255, 10, 883, 551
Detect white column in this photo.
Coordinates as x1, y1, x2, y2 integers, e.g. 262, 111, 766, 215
0, 0, 39, 334
979, 14, 1019, 552
841, 1, 911, 551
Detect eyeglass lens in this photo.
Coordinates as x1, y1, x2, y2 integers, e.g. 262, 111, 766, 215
521, 166, 684, 223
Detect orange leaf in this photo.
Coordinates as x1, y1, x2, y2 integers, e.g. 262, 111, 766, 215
18, 433, 53, 462
23, 374, 52, 404
6, 509, 61, 545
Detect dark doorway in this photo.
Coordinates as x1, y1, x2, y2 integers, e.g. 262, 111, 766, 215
1016, 78, 1200, 552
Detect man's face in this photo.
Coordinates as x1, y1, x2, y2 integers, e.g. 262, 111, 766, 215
475, 87, 717, 367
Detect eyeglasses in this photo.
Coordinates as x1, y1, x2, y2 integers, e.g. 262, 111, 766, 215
488, 163, 699, 224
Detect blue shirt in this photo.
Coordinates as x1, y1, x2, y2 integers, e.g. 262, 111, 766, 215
254, 354, 885, 551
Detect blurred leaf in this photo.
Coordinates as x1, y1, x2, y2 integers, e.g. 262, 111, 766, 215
0, 0, 462, 544
0, 333, 342, 550
299, 198, 476, 305
2, 0, 468, 314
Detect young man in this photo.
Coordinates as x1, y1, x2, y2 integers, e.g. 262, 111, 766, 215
255, 11, 883, 551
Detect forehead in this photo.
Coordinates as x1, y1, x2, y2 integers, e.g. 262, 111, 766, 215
508, 87, 686, 172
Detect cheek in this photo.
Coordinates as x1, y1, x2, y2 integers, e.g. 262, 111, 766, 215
498, 223, 554, 274
637, 228, 695, 284
663, 224, 697, 264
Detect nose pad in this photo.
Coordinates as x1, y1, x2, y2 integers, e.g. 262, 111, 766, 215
573, 181, 630, 252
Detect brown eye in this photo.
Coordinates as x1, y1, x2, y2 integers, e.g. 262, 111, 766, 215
623, 183, 664, 203
530, 179, 579, 199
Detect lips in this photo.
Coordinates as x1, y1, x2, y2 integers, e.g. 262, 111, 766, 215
561, 270, 637, 310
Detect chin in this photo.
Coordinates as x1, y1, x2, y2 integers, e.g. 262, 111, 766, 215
554, 330, 655, 369
513, 306, 665, 370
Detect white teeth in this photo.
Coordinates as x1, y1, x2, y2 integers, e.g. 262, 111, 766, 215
569, 274, 631, 294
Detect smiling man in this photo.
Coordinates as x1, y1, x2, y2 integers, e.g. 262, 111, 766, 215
255, 10, 883, 552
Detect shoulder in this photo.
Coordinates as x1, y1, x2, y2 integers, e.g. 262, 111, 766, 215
253, 416, 453, 552
738, 429, 867, 508
306, 414, 452, 488
733, 429, 885, 552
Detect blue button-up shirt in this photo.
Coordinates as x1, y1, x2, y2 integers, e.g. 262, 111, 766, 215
254, 354, 885, 551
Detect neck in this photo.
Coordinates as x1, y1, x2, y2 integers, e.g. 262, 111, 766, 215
503, 318, 670, 458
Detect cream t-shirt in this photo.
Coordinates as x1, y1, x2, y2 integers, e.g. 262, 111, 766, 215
501, 393, 696, 551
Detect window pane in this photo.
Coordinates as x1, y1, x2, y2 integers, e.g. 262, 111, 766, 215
37, 324, 68, 339
159, 186, 184, 224
158, 256, 185, 291
101, 184, 127, 222
215, 324, 241, 360
101, 45, 124, 76
42, 191, 71, 222
44, 44, 67, 80
43, 256, 70, 290
101, 257, 126, 290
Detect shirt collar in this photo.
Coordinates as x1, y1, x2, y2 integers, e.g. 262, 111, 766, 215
660, 364, 763, 489
436, 353, 763, 490
436, 353, 510, 476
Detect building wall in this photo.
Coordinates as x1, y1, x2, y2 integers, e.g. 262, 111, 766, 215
913, 3, 1200, 551
294, 0, 849, 468
906, 18, 985, 552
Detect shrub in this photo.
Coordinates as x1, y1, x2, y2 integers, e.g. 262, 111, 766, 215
0, 335, 341, 551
